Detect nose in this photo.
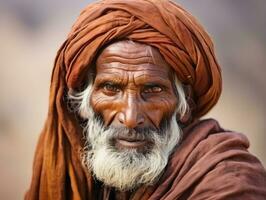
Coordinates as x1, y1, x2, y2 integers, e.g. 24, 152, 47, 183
117, 94, 145, 129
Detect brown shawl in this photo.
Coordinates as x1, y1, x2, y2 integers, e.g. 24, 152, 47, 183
25, 0, 266, 199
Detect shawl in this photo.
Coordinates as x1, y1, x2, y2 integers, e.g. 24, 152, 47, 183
25, 0, 266, 199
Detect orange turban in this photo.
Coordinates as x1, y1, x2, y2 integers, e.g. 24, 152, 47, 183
25, 0, 225, 199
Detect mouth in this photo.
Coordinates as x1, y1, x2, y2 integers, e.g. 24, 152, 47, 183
116, 138, 148, 148
113, 136, 152, 152
108, 127, 155, 152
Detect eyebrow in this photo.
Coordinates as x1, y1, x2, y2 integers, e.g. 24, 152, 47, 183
133, 74, 171, 86
94, 75, 172, 91
94, 75, 125, 85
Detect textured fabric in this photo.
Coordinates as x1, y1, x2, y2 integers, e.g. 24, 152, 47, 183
25, 0, 266, 199
130, 119, 266, 200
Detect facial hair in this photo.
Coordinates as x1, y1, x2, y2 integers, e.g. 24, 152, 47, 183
82, 112, 182, 191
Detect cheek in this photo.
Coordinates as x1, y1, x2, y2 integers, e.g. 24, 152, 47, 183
90, 91, 120, 124
144, 95, 177, 127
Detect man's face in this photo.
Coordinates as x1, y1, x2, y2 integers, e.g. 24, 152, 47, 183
91, 41, 178, 152
82, 41, 182, 191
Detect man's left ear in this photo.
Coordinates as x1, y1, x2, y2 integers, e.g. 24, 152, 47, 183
178, 85, 195, 125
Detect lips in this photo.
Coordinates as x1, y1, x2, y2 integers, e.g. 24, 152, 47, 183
116, 138, 148, 148
113, 135, 153, 151
109, 128, 154, 151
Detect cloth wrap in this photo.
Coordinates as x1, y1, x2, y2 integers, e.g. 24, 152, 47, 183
25, 0, 266, 199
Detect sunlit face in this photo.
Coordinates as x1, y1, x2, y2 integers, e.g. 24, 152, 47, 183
90, 41, 178, 152
74, 41, 184, 190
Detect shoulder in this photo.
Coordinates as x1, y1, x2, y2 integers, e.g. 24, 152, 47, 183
187, 154, 266, 200
153, 119, 266, 199
184, 118, 266, 199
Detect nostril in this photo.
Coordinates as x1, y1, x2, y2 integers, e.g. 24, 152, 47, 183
117, 112, 125, 124
138, 116, 145, 125
118, 118, 124, 124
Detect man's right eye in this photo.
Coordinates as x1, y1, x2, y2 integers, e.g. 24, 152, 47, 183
103, 83, 121, 93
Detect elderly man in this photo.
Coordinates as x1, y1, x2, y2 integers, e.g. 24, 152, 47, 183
26, 0, 266, 199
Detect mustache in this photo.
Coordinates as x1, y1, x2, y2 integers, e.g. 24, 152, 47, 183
94, 111, 171, 132
91, 112, 173, 143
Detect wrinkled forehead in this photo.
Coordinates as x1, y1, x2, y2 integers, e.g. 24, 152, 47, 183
96, 40, 172, 72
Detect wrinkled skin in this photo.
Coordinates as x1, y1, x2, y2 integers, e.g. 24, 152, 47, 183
90, 41, 178, 150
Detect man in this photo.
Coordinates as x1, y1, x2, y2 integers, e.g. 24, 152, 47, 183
26, 0, 266, 199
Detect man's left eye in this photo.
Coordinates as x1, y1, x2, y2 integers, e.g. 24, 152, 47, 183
143, 85, 163, 93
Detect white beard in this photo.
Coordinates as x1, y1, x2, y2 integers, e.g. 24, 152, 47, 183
82, 112, 182, 191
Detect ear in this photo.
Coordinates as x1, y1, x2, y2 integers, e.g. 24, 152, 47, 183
178, 85, 195, 125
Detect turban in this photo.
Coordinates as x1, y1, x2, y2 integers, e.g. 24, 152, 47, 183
24, 0, 252, 199
65, 0, 222, 118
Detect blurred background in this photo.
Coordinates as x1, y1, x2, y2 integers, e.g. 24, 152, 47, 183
0, 0, 265, 199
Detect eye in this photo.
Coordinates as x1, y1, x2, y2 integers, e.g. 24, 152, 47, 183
143, 84, 163, 93
103, 82, 121, 93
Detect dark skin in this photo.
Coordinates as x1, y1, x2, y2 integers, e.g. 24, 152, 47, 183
90, 41, 178, 151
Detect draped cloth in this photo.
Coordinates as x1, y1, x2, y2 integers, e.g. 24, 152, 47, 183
25, 0, 266, 199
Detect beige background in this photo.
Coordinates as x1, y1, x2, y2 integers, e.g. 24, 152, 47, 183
0, 0, 265, 199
